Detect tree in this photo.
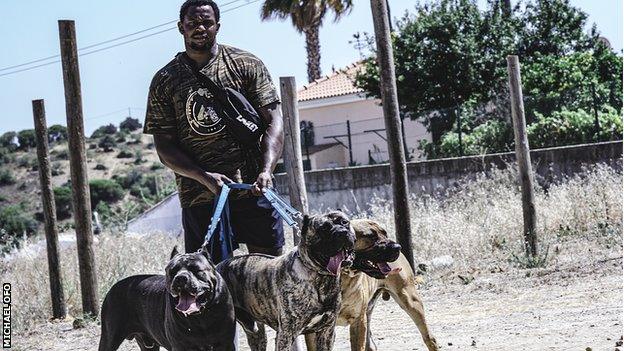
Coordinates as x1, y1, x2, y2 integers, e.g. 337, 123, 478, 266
261, 0, 353, 83
89, 179, 124, 209
17, 129, 36, 150
0, 132, 17, 151
355, 0, 617, 144
91, 123, 118, 138
120, 117, 142, 132
48, 124, 68, 143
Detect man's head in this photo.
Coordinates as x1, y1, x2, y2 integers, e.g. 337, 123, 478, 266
178, 0, 220, 52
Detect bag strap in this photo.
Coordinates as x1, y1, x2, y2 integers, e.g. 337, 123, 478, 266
203, 183, 302, 246
179, 53, 231, 108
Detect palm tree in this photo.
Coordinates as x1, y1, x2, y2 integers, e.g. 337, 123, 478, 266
261, 0, 354, 83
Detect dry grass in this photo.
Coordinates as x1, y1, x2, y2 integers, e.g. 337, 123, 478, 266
363, 163, 622, 270
2, 163, 621, 334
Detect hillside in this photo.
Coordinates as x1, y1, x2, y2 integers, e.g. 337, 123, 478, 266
0, 122, 176, 252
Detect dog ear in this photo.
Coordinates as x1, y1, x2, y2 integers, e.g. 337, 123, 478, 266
170, 245, 180, 260
301, 215, 310, 235
199, 244, 212, 261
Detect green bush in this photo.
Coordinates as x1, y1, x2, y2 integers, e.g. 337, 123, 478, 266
94, 164, 107, 171
113, 169, 143, 189
0, 132, 17, 151
527, 108, 623, 149
98, 135, 116, 152
89, 179, 124, 209
55, 149, 69, 160
48, 124, 67, 143
116, 148, 133, 159
150, 163, 164, 171
0, 169, 16, 186
0, 147, 15, 164
91, 124, 118, 139
51, 162, 64, 176
0, 204, 38, 250
17, 155, 34, 168
120, 117, 142, 132
53, 186, 73, 219
17, 129, 36, 150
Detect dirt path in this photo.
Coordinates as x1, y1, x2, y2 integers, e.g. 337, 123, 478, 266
14, 257, 623, 351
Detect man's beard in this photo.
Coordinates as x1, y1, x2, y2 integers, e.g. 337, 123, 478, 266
188, 40, 213, 52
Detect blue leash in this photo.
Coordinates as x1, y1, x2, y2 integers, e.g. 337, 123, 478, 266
203, 183, 301, 261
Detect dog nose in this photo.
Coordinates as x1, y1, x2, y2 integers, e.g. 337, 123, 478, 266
173, 274, 189, 287
389, 242, 402, 251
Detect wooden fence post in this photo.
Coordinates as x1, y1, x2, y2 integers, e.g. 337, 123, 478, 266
32, 99, 67, 319
370, 0, 415, 270
507, 55, 538, 258
58, 20, 99, 316
279, 76, 309, 245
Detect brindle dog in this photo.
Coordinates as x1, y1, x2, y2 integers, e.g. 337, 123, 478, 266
98, 246, 236, 351
216, 211, 355, 351
336, 219, 439, 351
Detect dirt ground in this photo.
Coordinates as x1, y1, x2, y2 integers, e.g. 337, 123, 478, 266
13, 253, 622, 351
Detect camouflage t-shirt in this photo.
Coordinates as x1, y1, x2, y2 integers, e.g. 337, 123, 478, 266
143, 44, 279, 208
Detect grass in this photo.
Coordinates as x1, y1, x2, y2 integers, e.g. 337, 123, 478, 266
1, 162, 621, 333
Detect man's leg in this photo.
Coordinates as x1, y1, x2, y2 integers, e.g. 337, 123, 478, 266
231, 195, 285, 256
181, 202, 213, 253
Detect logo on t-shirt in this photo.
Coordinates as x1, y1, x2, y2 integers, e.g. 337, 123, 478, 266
185, 87, 226, 135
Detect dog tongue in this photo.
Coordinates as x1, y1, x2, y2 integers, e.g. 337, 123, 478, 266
326, 251, 345, 275
377, 262, 402, 275
176, 292, 199, 316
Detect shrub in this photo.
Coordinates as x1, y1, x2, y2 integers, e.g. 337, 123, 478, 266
116, 148, 133, 159
528, 108, 624, 149
98, 135, 116, 152
17, 129, 36, 150
89, 179, 124, 209
94, 164, 108, 171
47, 124, 67, 143
0, 132, 17, 151
0, 169, 16, 186
120, 117, 142, 132
55, 148, 69, 160
0, 148, 15, 165
0, 203, 38, 249
127, 133, 142, 145
51, 162, 64, 176
53, 186, 73, 220
113, 169, 143, 189
17, 155, 34, 168
91, 124, 118, 139
150, 163, 164, 171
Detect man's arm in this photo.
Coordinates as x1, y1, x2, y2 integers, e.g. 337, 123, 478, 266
153, 134, 233, 195
252, 101, 284, 195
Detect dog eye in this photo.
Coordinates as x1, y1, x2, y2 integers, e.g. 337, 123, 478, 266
339, 218, 349, 226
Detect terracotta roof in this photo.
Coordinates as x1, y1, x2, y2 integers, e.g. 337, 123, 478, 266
297, 62, 365, 102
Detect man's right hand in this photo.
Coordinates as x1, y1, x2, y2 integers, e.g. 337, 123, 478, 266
200, 172, 234, 195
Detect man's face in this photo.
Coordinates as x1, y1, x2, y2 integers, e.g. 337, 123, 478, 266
178, 5, 220, 52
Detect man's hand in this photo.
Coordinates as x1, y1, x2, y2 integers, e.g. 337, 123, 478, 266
252, 171, 272, 196
200, 172, 234, 195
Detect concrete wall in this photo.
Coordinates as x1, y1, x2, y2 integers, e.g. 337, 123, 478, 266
126, 141, 622, 235
274, 141, 623, 212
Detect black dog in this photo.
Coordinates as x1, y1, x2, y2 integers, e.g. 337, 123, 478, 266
98, 246, 236, 351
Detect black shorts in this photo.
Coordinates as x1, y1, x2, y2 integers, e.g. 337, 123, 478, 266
182, 195, 285, 253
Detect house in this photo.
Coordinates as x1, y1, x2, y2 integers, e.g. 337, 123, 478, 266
278, 62, 431, 170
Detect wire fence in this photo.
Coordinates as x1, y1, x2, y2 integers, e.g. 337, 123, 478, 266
299, 80, 622, 168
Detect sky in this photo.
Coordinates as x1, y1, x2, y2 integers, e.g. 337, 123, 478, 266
0, 0, 622, 136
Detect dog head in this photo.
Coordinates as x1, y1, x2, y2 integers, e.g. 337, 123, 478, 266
348, 219, 402, 279
300, 210, 355, 276
165, 245, 219, 316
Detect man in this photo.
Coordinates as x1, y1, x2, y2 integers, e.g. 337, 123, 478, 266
143, 0, 285, 258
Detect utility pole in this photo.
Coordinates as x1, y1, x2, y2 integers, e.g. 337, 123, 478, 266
507, 55, 538, 258
370, 0, 415, 270
32, 99, 67, 319
59, 20, 99, 316
346, 120, 354, 165
279, 77, 309, 245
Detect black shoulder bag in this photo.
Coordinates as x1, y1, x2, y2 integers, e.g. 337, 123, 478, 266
180, 53, 266, 147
